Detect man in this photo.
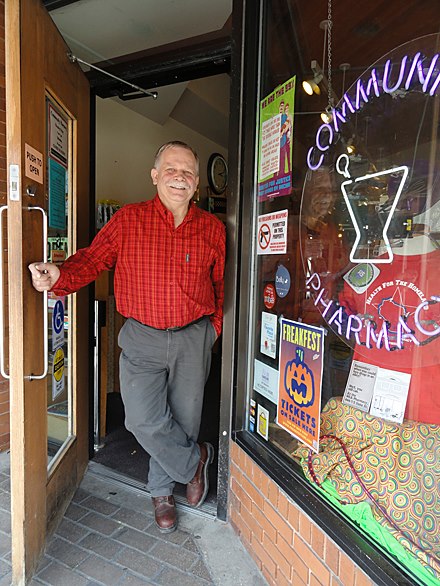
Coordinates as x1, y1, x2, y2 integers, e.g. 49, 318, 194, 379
29, 141, 226, 533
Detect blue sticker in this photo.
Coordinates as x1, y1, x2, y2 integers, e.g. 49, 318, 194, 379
53, 300, 64, 336
275, 264, 291, 298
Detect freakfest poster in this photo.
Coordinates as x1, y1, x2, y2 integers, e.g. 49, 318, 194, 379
258, 76, 295, 200
277, 318, 324, 453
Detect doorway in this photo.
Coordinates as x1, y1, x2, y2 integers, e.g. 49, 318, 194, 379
87, 74, 230, 515
40, 0, 233, 520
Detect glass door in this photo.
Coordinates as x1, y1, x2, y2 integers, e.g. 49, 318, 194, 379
45, 96, 73, 466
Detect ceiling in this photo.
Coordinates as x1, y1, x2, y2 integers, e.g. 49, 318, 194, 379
47, 0, 232, 62
265, 1, 440, 113
47, 0, 233, 147
45, 0, 440, 150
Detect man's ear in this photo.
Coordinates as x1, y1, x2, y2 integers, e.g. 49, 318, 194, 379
151, 168, 158, 185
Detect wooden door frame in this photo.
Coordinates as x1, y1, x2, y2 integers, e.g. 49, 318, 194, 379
5, 0, 90, 583
6, 3, 46, 582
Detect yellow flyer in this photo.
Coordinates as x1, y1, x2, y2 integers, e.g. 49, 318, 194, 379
277, 318, 324, 453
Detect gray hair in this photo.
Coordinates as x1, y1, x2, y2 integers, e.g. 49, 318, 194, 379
153, 141, 199, 173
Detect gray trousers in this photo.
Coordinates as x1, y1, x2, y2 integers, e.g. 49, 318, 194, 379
118, 317, 216, 497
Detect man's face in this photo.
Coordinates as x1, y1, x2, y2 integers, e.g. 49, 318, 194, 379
279, 102, 285, 114
309, 171, 335, 218
151, 146, 199, 210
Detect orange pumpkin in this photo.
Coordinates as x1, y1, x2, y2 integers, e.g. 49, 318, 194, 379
284, 348, 315, 407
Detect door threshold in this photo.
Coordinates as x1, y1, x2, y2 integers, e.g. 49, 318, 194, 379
87, 460, 218, 518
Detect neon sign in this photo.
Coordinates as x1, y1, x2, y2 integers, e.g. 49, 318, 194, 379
307, 51, 440, 170
336, 154, 409, 264
307, 272, 440, 352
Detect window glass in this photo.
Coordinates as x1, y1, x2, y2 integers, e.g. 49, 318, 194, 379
46, 96, 73, 465
246, 1, 440, 583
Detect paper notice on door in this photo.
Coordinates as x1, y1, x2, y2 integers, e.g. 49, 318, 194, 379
260, 311, 277, 358
369, 368, 411, 424
342, 360, 377, 412
344, 361, 411, 424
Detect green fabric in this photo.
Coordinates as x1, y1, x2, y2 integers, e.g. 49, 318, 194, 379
292, 398, 440, 577
318, 478, 440, 586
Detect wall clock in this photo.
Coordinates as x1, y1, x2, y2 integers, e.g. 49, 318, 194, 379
207, 153, 228, 195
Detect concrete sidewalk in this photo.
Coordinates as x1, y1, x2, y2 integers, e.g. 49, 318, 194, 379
0, 452, 267, 586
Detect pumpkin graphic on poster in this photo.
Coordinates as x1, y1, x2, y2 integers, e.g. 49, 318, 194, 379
284, 348, 315, 407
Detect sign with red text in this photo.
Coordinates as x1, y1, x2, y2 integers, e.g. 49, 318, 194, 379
257, 210, 288, 255
263, 284, 276, 309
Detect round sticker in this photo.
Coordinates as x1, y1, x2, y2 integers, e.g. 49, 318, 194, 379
263, 284, 276, 309
275, 264, 291, 298
53, 347, 65, 382
258, 223, 271, 250
347, 264, 374, 288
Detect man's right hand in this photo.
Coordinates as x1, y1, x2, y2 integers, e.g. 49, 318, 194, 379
28, 262, 60, 292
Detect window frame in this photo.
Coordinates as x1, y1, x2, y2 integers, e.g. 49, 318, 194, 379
231, 2, 436, 585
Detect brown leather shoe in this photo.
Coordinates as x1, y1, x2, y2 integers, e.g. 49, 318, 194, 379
152, 495, 177, 533
186, 442, 214, 508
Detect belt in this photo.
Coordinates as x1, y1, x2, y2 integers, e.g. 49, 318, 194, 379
165, 316, 207, 331
149, 316, 207, 332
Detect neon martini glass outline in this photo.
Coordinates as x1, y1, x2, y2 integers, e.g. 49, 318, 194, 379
336, 154, 409, 264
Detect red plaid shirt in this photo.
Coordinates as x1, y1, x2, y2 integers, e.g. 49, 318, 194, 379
53, 195, 226, 336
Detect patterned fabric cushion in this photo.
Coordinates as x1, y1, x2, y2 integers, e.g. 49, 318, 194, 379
293, 397, 440, 578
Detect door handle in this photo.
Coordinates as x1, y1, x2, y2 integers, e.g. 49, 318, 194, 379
27, 206, 49, 381
0, 205, 9, 379
0, 206, 49, 380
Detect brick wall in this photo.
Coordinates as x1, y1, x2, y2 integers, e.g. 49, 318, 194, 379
0, 0, 9, 451
229, 441, 374, 586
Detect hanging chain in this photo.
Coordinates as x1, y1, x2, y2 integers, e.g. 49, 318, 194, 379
327, 0, 333, 107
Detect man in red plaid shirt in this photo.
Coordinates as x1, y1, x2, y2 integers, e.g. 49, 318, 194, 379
29, 141, 226, 533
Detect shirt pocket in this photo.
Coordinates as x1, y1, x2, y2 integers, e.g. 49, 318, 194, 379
179, 248, 212, 285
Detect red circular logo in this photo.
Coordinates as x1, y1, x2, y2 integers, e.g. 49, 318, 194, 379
263, 284, 276, 309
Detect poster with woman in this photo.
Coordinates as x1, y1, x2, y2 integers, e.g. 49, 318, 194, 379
258, 76, 295, 200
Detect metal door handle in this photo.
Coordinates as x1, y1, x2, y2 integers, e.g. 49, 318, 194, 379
0, 206, 49, 380
27, 206, 49, 380
0, 205, 9, 379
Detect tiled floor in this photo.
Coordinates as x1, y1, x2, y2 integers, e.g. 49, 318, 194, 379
0, 453, 267, 586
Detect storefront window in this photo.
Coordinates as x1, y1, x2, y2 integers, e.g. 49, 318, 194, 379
244, 1, 440, 583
